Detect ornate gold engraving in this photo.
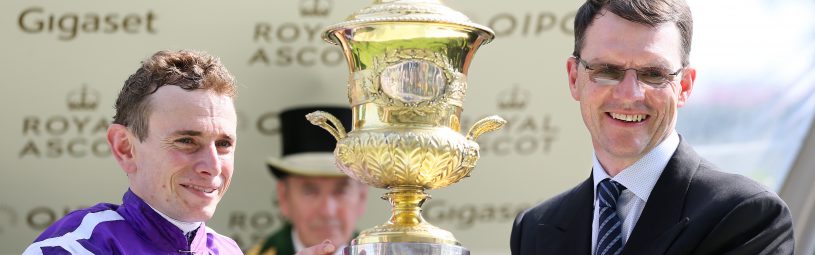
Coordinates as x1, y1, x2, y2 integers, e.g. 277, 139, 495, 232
308, 0, 505, 247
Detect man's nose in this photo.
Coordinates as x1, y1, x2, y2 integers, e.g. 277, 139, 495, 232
613, 70, 646, 101
318, 195, 339, 216
195, 143, 222, 177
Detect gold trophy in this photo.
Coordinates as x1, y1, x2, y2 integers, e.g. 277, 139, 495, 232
306, 0, 504, 253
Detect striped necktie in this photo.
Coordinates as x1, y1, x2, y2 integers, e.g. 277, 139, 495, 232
596, 178, 626, 255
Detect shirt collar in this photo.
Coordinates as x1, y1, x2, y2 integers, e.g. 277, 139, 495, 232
292, 228, 305, 253
147, 204, 202, 235
120, 189, 205, 250
592, 130, 679, 202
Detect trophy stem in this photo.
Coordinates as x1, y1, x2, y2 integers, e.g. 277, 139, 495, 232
351, 186, 460, 246
385, 186, 428, 227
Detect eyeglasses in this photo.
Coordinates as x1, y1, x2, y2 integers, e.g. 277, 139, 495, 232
577, 58, 684, 88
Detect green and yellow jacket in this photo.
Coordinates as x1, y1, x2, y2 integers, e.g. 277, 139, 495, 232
245, 223, 360, 255
245, 223, 296, 255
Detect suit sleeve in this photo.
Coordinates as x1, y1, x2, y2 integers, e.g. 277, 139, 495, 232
697, 191, 795, 255
510, 210, 527, 255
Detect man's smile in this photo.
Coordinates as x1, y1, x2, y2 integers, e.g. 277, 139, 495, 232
608, 112, 648, 123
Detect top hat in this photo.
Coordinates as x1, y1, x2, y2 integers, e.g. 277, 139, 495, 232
266, 106, 352, 179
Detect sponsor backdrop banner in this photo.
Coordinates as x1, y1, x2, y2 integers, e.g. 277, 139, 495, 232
1, 1, 586, 254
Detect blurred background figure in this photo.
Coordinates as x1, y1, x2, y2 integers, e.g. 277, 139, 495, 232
247, 106, 368, 255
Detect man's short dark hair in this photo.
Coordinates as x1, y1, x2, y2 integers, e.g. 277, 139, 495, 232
572, 0, 693, 67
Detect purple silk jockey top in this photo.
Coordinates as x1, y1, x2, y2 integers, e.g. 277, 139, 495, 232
23, 189, 242, 255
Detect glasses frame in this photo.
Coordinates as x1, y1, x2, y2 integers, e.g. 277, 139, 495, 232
576, 57, 684, 88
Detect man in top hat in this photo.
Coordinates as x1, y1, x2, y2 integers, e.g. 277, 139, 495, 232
246, 106, 368, 255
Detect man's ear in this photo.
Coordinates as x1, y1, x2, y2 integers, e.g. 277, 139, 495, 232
276, 180, 291, 218
567, 57, 581, 101
677, 67, 696, 108
107, 124, 137, 174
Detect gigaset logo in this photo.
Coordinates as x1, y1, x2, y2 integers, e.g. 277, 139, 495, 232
424, 199, 531, 230
18, 7, 157, 41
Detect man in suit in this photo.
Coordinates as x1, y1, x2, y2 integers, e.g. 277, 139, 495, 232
246, 107, 368, 255
510, 0, 795, 254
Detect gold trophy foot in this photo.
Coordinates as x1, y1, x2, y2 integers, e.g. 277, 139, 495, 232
352, 186, 460, 246
353, 222, 460, 246
343, 242, 470, 255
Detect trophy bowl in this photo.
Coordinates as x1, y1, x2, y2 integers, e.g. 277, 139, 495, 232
305, 0, 505, 251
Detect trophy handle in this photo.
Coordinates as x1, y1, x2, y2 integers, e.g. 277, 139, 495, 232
465, 115, 506, 141
306, 111, 348, 141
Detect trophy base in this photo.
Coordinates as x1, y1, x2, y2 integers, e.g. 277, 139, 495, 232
342, 242, 470, 255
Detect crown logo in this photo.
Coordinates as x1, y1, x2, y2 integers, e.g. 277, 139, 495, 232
497, 85, 530, 110
67, 85, 100, 111
300, 0, 332, 17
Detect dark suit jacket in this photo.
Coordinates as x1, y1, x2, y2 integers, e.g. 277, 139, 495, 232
510, 140, 795, 255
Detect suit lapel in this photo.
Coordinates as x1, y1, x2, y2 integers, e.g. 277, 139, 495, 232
622, 140, 700, 254
536, 176, 594, 254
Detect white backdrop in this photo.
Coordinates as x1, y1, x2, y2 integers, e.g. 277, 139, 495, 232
0, 1, 588, 254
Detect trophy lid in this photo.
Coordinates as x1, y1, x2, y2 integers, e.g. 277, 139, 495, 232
323, 0, 494, 45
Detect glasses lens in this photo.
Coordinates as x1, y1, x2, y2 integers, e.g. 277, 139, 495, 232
637, 68, 670, 85
590, 66, 624, 85
581, 59, 680, 87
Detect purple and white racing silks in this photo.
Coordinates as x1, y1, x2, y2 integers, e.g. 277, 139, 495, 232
23, 189, 242, 255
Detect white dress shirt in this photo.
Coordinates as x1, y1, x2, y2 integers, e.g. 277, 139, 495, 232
148, 204, 202, 236
590, 130, 679, 254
